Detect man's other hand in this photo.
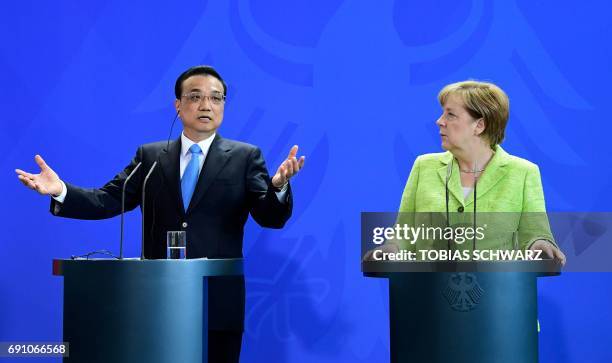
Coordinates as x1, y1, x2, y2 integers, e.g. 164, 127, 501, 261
16, 155, 63, 196
272, 145, 305, 188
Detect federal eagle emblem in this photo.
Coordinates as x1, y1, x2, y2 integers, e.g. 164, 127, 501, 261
442, 273, 484, 312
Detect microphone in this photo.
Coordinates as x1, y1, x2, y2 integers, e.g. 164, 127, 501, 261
472, 161, 479, 251
166, 110, 180, 151
141, 161, 158, 260
120, 162, 142, 259
137, 109, 177, 259
445, 158, 454, 250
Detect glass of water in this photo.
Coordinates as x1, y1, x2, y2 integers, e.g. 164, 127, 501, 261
167, 231, 187, 259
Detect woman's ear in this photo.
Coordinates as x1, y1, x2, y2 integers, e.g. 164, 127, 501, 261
474, 118, 486, 136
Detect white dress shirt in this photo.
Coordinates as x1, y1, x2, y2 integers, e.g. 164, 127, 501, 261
179, 132, 215, 179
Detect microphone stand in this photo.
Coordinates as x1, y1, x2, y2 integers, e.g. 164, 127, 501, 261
120, 162, 142, 259
445, 158, 454, 251
472, 162, 479, 251
141, 161, 158, 260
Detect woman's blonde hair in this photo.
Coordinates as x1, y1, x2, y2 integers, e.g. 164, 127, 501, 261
438, 80, 509, 149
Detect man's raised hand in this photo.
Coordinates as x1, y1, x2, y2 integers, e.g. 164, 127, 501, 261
15, 155, 63, 196
271, 145, 305, 188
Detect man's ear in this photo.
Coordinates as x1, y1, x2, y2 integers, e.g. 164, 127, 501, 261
174, 99, 181, 114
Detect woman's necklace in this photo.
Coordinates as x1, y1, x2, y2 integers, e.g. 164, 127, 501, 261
458, 151, 494, 173
460, 168, 485, 173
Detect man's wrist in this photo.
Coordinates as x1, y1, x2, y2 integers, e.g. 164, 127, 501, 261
51, 180, 67, 202
271, 181, 288, 192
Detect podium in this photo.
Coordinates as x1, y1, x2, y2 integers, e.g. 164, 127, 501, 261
53, 258, 243, 363
363, 260, 560, 363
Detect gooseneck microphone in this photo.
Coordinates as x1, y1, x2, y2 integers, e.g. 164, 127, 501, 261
445, 158, 454, 250
119, 162, 142, 259
472, 162, 479, 251
141, 161, 158, 260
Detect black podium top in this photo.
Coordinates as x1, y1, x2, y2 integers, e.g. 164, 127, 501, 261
53, 257, 244, 277
362, 259, 561, 277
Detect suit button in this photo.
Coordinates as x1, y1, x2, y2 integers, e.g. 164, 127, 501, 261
182, 222, 188, 228
457, 206, 464, 213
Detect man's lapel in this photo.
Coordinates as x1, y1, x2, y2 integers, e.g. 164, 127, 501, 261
186, 134, 232, 214
158, 138, 185, 216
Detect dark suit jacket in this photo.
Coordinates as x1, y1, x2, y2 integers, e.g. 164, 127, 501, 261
50, 134, 292, 331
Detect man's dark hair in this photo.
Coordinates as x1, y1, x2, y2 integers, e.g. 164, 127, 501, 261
174, 65, 227, 99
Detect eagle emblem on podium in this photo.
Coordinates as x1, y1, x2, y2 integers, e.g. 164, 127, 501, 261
442, 273, 484, 312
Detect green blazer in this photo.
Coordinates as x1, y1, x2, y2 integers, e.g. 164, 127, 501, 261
397, 146, 555, 251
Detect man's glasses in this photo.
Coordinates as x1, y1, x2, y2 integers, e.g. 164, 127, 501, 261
181, 92, 225, 105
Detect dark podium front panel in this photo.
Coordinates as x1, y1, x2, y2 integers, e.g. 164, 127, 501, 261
52, 258, 243, 363
364, 261, 560, 363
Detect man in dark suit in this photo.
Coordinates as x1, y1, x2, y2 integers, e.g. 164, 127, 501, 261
15, 65, 305, 362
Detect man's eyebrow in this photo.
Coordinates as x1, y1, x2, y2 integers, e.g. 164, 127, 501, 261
187, 88, 222, 93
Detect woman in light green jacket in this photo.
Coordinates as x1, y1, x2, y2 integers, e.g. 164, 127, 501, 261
396, 80, 565, 264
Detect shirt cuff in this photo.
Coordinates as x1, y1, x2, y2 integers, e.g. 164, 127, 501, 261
51, 180, 67, 203
274, 183, 289, 202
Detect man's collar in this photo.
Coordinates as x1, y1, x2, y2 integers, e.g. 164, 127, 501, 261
180, 132, 216, 156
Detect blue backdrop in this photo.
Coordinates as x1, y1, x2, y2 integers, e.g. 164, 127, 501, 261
1, 1, 611, 362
